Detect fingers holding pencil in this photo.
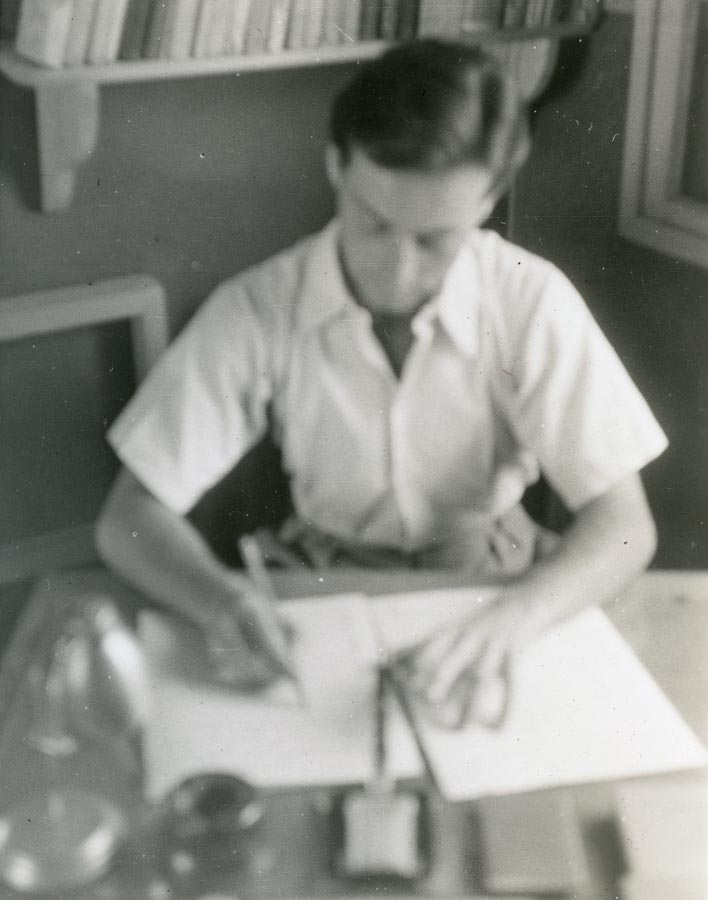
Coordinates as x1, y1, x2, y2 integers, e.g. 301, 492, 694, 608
236, 535, 305, 702
201, 534, 300, 693
236, 588, 296, 680
204, 608, 279, 690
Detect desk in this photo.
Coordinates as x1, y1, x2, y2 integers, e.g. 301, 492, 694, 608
0, 568, 705, 899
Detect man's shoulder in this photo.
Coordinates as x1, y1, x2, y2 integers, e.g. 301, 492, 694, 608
214, 227, 325, 316
471, 228, 560, 286
471, 228, 585, 315
467, 229, 592, 357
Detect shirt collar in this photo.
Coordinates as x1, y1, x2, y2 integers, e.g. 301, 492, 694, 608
415, 240, 481, 357
299, 220, 482, 356
298, 221, 361, 334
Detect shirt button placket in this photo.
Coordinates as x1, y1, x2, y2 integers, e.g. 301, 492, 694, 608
388, 393, 410, 547
389, 323, 434, 551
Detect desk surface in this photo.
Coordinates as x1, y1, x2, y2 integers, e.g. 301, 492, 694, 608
0, 567, 706, 899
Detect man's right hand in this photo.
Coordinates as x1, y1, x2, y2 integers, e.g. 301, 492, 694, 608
205, 591, 295, 690
94, 469, 297, 690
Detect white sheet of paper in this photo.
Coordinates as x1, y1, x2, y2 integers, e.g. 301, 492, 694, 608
141, 588, 707, 803
371, 590, 708, 801
140, 594, 422, 800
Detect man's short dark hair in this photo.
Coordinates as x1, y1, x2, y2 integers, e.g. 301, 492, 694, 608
329, 40, 531, 190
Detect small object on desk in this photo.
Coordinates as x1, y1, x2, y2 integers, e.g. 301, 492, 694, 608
0, 596, 139, 892
141, 589, 708, 802
0, 789, 127, 893
237, 534, 306, 706
615, 777, 708, 900
477, 790, 590, 895
158, 772, 264, 885
334, 665, 428, 882
395, 641, 513, 730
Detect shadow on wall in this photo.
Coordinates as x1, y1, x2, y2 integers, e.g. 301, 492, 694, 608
513, 14, 708, 568
0, 64, 351, 331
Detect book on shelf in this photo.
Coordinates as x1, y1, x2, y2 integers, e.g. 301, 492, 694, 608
523, 0, 542, 28
86, 0, 129, 63
64, 0, 97, 66
161, 0, 201, 60
358, 0, 381, 40
153, 0, 174, 60
15, 0, 74, 68
7, 0, 604, 71
461, 0, 504, 32
266, 0, 291, 51
502, 0, 528, 28
243, 0, 272, 54
542, 0, 561, 26
142, 0, 169, 58
378, 0, 398, 39
321, 0, 343, 46
396, 0, 418, 40
417, 0, 466, 39
339, 0, 362, 43
225, 0, 254, 54
104, 0, 130, 60
191, 0, 213, 56
285, 0, 307, 49
523, 0, 587, 28
556, 0, 575, 23
286, 0, 326, 50
118, 0, 152, 60
573, 0, 599, 25
1, 0, 22, 39
302, 0, 325, 49
205, 0, 234, 57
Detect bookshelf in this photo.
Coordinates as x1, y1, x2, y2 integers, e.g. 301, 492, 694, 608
0, 10, 600, 211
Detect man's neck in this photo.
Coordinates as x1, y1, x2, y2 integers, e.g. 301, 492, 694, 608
370, 311, 417, 379
334, 237, 432, 377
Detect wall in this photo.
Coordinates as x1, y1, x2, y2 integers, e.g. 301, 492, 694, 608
0, 61, 355, 569
684, 0, 708, 202
0, 63, 354, 330
0, 12, 705, 569
514, 13, 708, 567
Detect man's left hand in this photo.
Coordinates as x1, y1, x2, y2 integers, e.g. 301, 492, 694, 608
394, 593, 538, 729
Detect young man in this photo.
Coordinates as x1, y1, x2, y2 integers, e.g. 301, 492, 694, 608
96, 41, 666, 725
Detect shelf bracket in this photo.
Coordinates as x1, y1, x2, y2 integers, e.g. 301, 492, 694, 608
34, 80, 99, 211
0, 33, 561, 211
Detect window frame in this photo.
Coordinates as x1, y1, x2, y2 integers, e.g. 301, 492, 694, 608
619, 0, 708, 270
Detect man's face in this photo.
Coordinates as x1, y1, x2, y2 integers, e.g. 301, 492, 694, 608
326, 145, 497, 316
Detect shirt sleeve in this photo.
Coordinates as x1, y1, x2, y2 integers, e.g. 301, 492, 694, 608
503, 265, 668, 511
108, 279, 274, 514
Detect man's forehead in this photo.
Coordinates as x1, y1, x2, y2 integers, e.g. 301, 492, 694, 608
342, 148, 496, 231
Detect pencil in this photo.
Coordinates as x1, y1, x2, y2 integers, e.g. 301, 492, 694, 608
386, 664, 441, 793
237, 534, 306, 706
375, 664, 387, 781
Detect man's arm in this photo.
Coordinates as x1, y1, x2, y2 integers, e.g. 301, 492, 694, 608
94, 467, 291, 686
400, 471, 658, 724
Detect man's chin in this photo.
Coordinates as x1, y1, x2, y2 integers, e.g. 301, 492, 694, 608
363, 293, 434, 317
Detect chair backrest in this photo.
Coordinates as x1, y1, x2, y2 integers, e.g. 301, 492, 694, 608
0, 275, 168, 586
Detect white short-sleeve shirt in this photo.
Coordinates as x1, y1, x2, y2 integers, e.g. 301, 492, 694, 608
109, 221, 668, 553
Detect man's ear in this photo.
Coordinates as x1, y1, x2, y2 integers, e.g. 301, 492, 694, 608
324, 143, 345, 190
477, 183, 504, 225
479, 194, 498, 224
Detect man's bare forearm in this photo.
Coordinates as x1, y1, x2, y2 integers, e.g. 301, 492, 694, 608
94, 468, 250, 631
506, 471, 657, 636
407, 472, 659, 717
